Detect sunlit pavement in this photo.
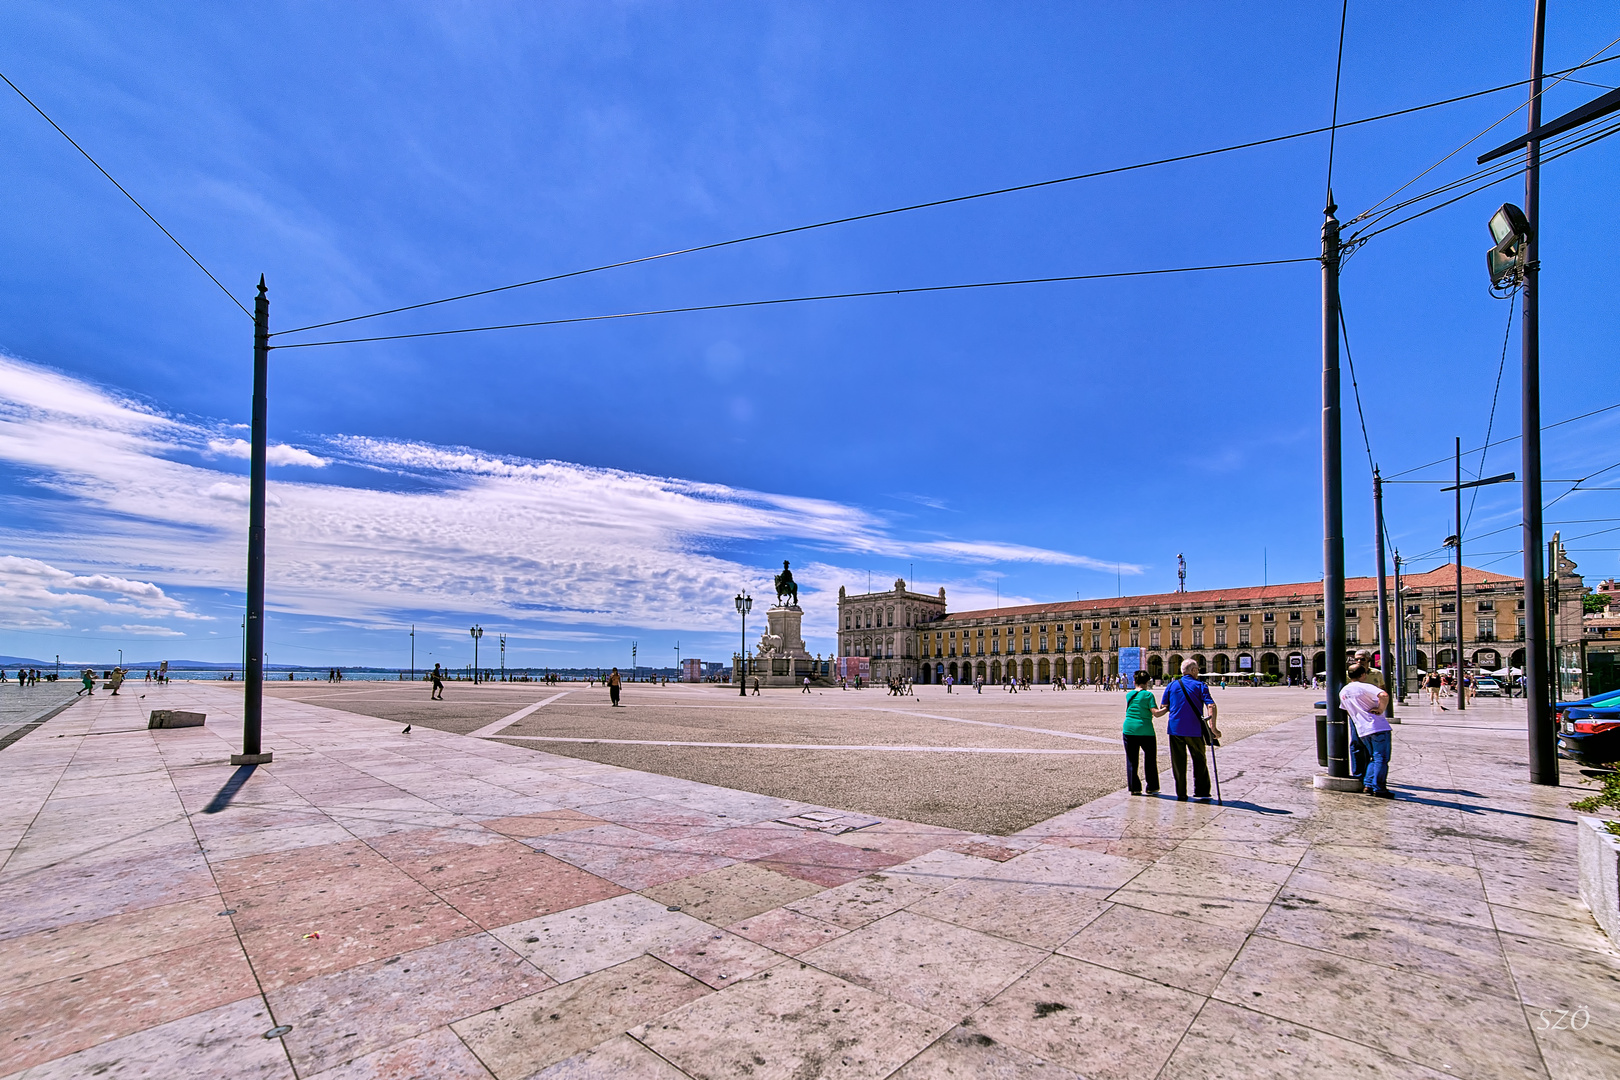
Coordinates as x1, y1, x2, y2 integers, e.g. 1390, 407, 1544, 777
0, 686, 1614, 1079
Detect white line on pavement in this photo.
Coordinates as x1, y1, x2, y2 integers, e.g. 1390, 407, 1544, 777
486, 735, 1116, 754
874, 707, 1119, 744
466, 692, 572, 738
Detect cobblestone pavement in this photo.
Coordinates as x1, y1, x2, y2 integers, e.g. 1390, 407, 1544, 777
0, 680, 80, 751
264, 682, 1326, 834
0, 685, 1615, 1079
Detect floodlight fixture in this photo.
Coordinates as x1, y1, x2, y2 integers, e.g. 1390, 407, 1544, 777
1487, 203, 1532, 289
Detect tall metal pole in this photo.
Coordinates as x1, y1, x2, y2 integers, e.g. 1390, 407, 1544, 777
410, 625, 414, 681
1373, 469, 1396, 721
1321, 199, 1350, 780
235, 277, 272, 765
1456, 437, 1466, 711
1523, 0, 1556, 783
1548, 533, 1562, 703
1393, 551, 1407, 703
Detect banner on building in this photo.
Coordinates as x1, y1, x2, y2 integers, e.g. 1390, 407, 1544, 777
1118, 647, 1142, 685
1238, 654, 1252, 670
836, 657, 870, 681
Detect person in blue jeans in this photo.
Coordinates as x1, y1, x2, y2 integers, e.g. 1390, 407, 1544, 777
1341, 662, 1393, 797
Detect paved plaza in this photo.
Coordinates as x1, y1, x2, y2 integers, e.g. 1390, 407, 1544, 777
0, 683, 1616, 1078
264, 682, 1323, 834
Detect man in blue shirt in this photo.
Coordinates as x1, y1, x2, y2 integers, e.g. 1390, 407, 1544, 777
1163, 659, 1221, 801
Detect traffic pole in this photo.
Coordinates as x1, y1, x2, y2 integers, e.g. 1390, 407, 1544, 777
1316, 197, 1354, 788
1456, 437, 1466, 712
1373, 468, 1396, 722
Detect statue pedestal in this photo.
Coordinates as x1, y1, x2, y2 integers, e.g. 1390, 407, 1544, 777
759, 605, 810, 660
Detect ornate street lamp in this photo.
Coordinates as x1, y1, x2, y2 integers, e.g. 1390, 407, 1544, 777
470, 625, 483, 684
735, 592, 752, 697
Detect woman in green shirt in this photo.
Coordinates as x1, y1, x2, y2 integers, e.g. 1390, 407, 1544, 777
1123, 669, 1167, 795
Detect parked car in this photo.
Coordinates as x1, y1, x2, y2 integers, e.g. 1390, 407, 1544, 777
1556, 690, 1620, 769
1474, 675, 1503, 697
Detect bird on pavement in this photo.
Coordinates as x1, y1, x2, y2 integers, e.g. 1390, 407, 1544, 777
402, 725, 412, 734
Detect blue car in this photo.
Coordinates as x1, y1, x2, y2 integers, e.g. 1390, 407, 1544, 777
1556, 689, 1620, 769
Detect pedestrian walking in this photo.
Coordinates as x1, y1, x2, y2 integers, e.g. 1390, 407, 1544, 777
1123, 669, 1163, 796
430, 663, 444, 700
802, 676, 811, 694
608, 667, 622, 706
1163, 659, 1220, 801
1343, 662, 1393, 798
109, 668, 125, 696
77, 668, 95, 696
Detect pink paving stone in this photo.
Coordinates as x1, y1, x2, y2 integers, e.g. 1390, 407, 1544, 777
724, 907, 850, 956
0, 937, 259, 1073
212, 838, 398, 895
225, 860, 433, 936
268, 933, 547, 1075
432, 854, 627, 929
570, 797, 730, 841
0, 995, 294, 1080
476, 809, 606, 839
534, 825, 736, 891
239, 895, 483, 992
750, 836, 904, 888
663, 821, 815, 861
0, 896, 236, 995
302, 1026, 493, 1080
0, 850, 221, 942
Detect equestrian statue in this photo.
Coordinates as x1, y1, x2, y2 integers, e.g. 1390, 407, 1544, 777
773, 560, 799, 606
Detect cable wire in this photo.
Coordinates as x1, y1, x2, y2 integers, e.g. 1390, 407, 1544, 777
1337, 305, 1375, 476
0, 70, 251, 319
1386, 401, 1620, 478
268, 59, 1620, 340
1325, 0, 1350, 201
269, 257, 1316, 350
1465, 291, 1518, 533
1350, 33, 1620, 224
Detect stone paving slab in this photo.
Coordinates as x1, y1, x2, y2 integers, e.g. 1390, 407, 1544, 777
0, 684, 1616, 1079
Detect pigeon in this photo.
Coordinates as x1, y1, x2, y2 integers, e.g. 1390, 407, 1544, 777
402, 725, 412, 734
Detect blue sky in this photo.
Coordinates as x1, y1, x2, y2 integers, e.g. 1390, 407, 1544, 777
1, 2, 1616, 670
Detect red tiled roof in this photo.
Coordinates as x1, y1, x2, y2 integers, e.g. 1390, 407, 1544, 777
942, 565, 1520, 622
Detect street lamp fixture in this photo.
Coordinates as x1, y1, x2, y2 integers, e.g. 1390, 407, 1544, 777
1487, 203, 1532, 290
735, 592, 752, 697
470, 625, 483, 683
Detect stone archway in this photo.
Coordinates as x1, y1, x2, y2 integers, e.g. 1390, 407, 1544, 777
1148, 654, 1164, 680
1193, 654, 1208, 675
1037, 658, 1050, 683
1167, 654, 1183, 678
1214, 654, 1230, 674
990, 660, 1002, 683
1090, 656, 1105, 681
948, 662, 959, 682
1312, 652, 1327, 676
1261, 652, 1279, 677
1021, 659, 1035, 683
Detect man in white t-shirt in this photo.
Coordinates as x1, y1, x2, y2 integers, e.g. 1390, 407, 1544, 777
1341, 662, 1393, 798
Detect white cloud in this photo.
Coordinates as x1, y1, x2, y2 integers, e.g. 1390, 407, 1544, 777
0, 555, 204, 632
0, 353, 1133, 641
207, 438, 327, 467
98, 624, 186, 637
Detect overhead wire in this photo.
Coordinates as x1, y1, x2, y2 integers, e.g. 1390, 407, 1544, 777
1464, 291, 1518, 533
268, 256, 1318, 350
0, 70, 251, 319
1386, 401, 1620, 478
1325, 0, 1350, 201
268, 56, 1620, 340
1349, 33, 1620, 224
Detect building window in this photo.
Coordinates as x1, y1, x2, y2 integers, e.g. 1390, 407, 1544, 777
1110, 633, 1120, 649
1150, 618, 1160, 627
1150, 630, 1161, 648
1406, 604, 1422, 616
1039, 635, 1047, 652
1477, 600, 1495, 612
1129, 631, 1140, 647
1215, 614, 1226, 625
1092, 633, 1101, 650
1346, 625, 1359, 644
1441, 603, 1456, 614
1264, 612, 1275, 622
1239, 626, 1250, 645
1215, 629, 1226, 647
1130, 618, 1139, 628
1171, 617, 1181, 627
1478, 617, 1495, 641
1057, 634, 1067, 652
1289, 611, 1301, 621
1192, 630, 1204, 647
1238, 613, 1249, 623
1193, 616, 1203, 626
1441, 620, 1456, 642
1517, 616, 1526, 639
1264, 627, 1275, 645
1289, 626, 1302, 645
1171, 630, 1182, 648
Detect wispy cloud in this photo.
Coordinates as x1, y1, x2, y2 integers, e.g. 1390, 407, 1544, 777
0, 354, 1131, 640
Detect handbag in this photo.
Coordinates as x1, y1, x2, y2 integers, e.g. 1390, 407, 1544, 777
1176, 677, 1219, 746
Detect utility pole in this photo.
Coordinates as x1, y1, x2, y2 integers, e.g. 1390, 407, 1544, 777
735, 593, 752, 697
1392, 552, 1407, 703
409, 625, 414, 682
1455, 438, 1466, 711
1177, 554, 1186, 593
499, 633, 506, 683
1548, 532, 1562, 702
1373, 469, 1395, 721
234, 275, 272, 766
632, 641, 637, 683
1317, 197, 1352, 787
470, 625, 483, 683
1523, 0, 1555, 783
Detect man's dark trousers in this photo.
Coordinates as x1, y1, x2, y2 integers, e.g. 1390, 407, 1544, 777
1124, 734, 1159, 793
1169, 734, 1211, 798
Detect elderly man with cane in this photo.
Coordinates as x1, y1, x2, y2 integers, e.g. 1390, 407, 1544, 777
1163, 658, 1223, 803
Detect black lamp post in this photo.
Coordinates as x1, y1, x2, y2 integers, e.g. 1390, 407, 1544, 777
735, 592, 752, 697
470, 625, 483, 684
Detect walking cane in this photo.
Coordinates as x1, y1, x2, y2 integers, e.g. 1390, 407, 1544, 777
1201, 715, 1223, 806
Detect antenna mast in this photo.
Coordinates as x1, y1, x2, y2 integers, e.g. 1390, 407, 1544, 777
1177, 554, 1187, 593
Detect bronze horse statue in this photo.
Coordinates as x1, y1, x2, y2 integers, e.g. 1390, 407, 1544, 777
774, 560, 798, 606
